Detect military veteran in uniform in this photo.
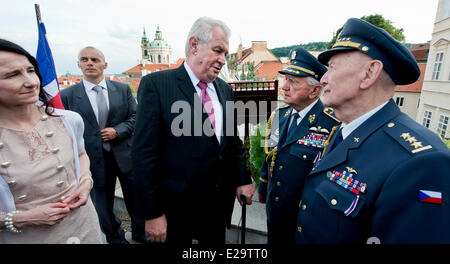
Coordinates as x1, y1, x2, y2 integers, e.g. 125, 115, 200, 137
294, 18, 450, 244
258, 47, 340, 244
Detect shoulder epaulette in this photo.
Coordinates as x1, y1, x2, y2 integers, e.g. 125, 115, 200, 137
383, 121, 433, 154
323, 107, 341, 123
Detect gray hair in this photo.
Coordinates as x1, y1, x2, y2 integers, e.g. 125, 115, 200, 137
185, 16, 231, 56
305, 76, 321, 86
77, 46, 106, 61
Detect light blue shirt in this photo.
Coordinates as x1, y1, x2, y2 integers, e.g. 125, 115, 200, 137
341, 100, 389, 139
184, 62, 223, 143
289, 99, 320, 127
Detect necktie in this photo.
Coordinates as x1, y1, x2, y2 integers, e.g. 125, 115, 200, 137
280, 113, 299, 146
288, 113, 300, 135
329, 127, 343, 153
92, 85, 111, 151
198, 81, 215, 133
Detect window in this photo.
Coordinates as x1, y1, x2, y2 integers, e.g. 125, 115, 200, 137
395, 97, 404, 106
437, 115, 449, 138
158, 55, 161, 63
423, 110, 432, 128
432, 52, 444, 80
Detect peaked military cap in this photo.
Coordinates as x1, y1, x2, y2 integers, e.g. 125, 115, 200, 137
279, 46, 327, 81
318, 18, 420, 85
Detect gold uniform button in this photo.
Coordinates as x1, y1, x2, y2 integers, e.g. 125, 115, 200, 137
387, 122, 395, 128
302, 155, 307, 159
279, 165, 283, 170
274, 197, 279, 202
276, 181, 281, 186
297, 226, 302, 232
331, 199, 338, 206
302, 204, 307, 211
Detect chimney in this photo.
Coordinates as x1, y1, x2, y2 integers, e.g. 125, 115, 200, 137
251, 41, 267, 51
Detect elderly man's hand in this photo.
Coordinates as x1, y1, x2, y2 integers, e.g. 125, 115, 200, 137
236, 183, 255, 206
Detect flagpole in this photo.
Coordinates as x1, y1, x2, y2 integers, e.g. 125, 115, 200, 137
34, 3, 65, 109
34, 4, 41, 26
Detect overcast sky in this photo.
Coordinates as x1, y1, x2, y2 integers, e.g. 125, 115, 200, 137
0, 0, 440, 75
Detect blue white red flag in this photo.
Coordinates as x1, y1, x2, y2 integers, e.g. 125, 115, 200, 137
418, 190, 442, 205
36, 14, 64, 109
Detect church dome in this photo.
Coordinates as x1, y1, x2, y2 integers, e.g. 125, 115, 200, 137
149, 39, 170, 48
148, 27, 170, 48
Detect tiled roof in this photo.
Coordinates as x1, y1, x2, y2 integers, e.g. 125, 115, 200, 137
409, 43, 430, 62
255, 61, 284, 81
58, 76, 83, 89
123, 59, 184, 74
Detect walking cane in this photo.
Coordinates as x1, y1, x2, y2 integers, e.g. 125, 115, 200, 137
240, 194, 247, 244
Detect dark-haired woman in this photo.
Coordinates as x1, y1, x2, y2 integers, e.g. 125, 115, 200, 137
0, 39, 103, 243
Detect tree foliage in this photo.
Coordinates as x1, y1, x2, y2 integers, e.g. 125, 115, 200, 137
327, 14, 405, 49
270, 42, 329, 57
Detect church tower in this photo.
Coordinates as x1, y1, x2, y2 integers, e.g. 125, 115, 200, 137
141, 26, 149, 62
141, 26, 172, 64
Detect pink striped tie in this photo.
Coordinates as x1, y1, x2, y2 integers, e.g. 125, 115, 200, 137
198, 81, 215, 132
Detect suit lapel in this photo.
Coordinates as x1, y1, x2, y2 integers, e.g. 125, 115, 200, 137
277, 107, 291, 147
311, 100, 402, 175
175, 65, 219, 145
213, 79, 228, 148
106, 80, 118, 125
175, 65, 198, 114
74, 83, 99, 129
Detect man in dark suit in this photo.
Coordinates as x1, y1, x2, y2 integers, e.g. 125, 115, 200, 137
294, 18, 450, 244
258, 47, 340, 244
61, 46, 144, 244
132, 17, 254, 244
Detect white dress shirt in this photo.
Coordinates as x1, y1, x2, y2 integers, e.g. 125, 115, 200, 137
184, 62, 223, 143
83, 79, 110, 124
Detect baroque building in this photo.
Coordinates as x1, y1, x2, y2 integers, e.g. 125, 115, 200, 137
416, 0, 450, 139
141, 26, 172, 64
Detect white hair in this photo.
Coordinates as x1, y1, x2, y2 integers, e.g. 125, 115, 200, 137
185, 16, 231, 56
305, 76, 321, 86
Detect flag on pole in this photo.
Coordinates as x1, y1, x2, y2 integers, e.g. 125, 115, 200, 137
35, 4, 64, 109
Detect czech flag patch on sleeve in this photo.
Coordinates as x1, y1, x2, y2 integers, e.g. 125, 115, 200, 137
418, 190, 442, 205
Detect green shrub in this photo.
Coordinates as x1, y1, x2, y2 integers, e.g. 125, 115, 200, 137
247, 123, 267, 186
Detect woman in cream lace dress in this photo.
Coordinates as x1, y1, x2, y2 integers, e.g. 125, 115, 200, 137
0, 39, 103, 244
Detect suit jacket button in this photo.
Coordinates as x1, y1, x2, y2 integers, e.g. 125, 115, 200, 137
218, 155, 223, 160
331, 199, 338, 206
274, 197, 279, 202
276, 181, 281, 186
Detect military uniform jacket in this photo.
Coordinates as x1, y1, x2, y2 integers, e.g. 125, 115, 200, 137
295, 100, 450, 244
258, 100, 340, 240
